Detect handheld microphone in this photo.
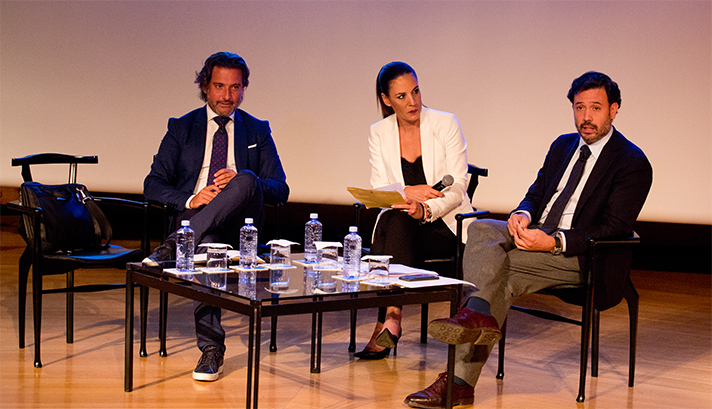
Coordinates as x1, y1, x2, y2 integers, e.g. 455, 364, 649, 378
432, 174, 454, 191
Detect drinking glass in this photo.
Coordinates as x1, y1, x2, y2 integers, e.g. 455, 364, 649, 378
208, 271, 227, 291
269, 243, 291, 268
206, 244, 229, 270
368, 256, 391, 280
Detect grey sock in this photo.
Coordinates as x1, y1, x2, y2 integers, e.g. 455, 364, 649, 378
454, 375, 471, 386
465, 297, 491, 316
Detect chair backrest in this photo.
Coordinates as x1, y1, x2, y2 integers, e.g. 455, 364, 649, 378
12, 153, 98, 183
466, 164, 488, 207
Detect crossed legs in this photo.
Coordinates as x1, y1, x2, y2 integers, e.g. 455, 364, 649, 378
405, 219, 581, 407
455, 218, 581, 386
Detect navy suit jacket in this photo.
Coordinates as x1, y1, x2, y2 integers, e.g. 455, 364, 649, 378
144, 107, 289, 210
515, 128, 652, 310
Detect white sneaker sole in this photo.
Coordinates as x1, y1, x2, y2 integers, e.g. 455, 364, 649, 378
142, 257, 158, 267
192, 363, 224, 382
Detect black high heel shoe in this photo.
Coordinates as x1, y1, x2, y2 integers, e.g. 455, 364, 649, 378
375, 328, 401, 355
353, 347, 391, 360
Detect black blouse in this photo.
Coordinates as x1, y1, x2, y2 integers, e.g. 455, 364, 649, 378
400, 156, 451, 236
401, 156, 427, 186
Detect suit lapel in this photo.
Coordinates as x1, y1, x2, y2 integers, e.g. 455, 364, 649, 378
574, 130, 622, 222
385, 115, 405, 186
543, 136, 579, 206
420, 107, 435, 185
233, 110, 248, 171
187, 108, 208, 182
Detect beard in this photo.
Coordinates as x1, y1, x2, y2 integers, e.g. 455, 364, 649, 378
577, 118, 612, 144
208, 99, 238, 117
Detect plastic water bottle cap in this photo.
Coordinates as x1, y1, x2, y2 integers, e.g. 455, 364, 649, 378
310, 213, 318, 219
349, 226, 358, 233
181, 220, 190, 226
245, 218, 253, 224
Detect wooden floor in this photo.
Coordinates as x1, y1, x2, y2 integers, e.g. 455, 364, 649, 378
1, 226, 710, 409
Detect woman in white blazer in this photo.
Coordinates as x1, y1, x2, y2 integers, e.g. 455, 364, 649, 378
354, 62, 475, 360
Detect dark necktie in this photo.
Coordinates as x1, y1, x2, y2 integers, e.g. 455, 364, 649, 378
208, 116, 230, 185
541, 145, 592, 234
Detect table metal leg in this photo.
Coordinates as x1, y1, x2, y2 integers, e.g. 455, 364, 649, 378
159, 289, 168, 357
348, 293, 358, 352
310, 312, 317, 371
246, 306, 255, 409
270, 299, 278, 352
253, 304, 262, 409
445, 344, 455, 409
310, 295, 323, 373
139, 285, 148, 358
444, 286, 459, 409
124, 270, 134, 392
420, 303, 429, 344
311, 311, 323, 373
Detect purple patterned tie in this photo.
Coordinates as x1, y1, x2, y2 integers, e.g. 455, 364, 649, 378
208, 116, 230, 185
541, 145, 592, 234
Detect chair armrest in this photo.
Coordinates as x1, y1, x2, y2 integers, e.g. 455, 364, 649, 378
93, 196, 148, 210
587, 236, 640, 249
92, 197, 151, 256
4, 200, 37, 216
455, 210, 490, 239
453, 210, 491, 280
455, 210, 490, 222
583, 235, 641, 299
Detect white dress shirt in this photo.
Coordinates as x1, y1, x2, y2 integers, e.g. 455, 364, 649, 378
185, 105, 237, 209
518, 128, 613, 251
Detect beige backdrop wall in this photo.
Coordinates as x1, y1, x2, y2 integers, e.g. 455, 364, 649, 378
1, 1, 710, 224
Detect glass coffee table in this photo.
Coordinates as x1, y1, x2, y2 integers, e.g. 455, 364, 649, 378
124, 260, 463, 409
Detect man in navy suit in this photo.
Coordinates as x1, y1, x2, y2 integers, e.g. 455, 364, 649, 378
143, 52, 289, 382
405, 72, 652, 408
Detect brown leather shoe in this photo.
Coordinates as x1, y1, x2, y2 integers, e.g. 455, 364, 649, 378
404, 372, 474, 408
428, 307, 501, 345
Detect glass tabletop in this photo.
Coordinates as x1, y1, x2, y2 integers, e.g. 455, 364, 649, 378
128, 255, 448, 303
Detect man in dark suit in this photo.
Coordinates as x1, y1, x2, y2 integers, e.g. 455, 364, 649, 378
404, 71, 652, 408
143, 52, 289, 382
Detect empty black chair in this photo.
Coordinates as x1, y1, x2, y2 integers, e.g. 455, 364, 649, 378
6, 153, 150, 368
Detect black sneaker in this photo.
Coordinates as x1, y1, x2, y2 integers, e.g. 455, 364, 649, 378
192, 345, 224, 382
142, 240, 175, 266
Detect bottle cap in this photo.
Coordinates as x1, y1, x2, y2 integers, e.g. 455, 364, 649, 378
310, 213, 318, 219
349, 226, 358, 233
245, 218, 253, 224
181, 220, 190, 226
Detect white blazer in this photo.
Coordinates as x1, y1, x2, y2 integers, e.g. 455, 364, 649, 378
368, 107, 475, 243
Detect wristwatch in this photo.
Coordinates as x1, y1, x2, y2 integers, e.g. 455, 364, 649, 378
551, 233, 563, 255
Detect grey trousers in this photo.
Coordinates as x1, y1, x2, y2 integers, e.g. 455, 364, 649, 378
455, 219, 582, 386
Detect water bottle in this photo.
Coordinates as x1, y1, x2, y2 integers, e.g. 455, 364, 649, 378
303, 265, 317, 295
239, 218, 258, 269
342, 226, 362, 279
176, 220, 195, 271
304, 213, 322, 262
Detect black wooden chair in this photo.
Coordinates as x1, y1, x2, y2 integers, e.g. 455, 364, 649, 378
453, 210, 640, 402
350, 164, 490, 350
5, 153, 150, 368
